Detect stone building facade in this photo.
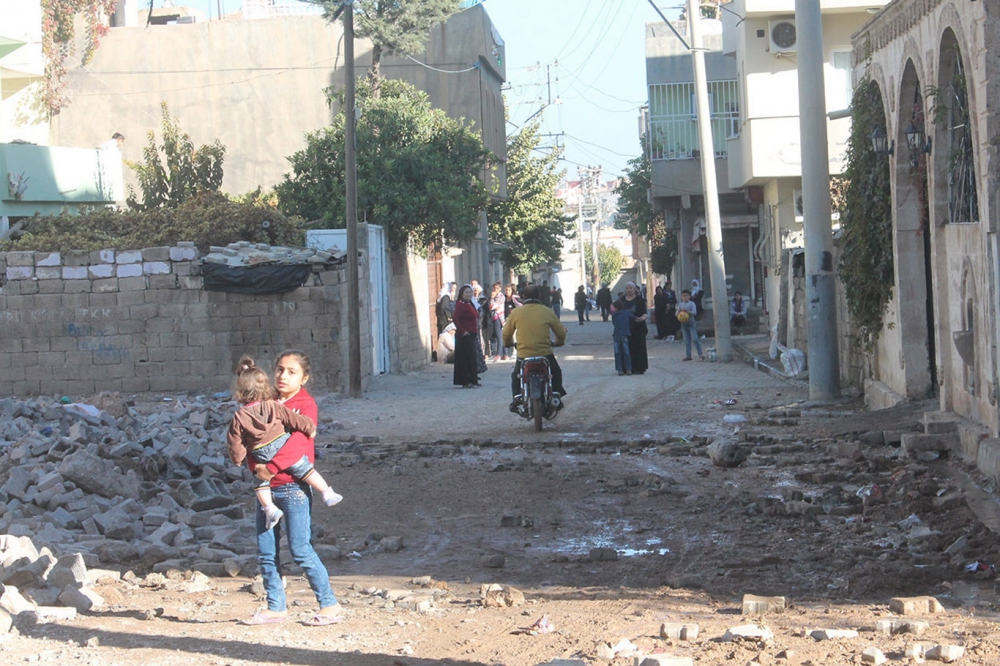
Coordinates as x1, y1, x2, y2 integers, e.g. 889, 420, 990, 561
853, 0, 1000, 433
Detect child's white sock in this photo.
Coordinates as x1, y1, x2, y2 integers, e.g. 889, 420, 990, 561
263, 504, 283, 530
322, 488, 343, 507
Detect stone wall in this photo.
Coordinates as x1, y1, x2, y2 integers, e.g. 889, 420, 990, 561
0, 246, 363, 396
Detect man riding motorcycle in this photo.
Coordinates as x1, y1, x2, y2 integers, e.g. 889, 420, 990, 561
502, 283, 568, 411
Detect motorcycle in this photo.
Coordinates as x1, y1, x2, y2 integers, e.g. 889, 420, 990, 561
512, 356, 562, 431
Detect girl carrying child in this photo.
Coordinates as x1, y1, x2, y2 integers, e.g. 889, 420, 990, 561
227, 356, 342, 530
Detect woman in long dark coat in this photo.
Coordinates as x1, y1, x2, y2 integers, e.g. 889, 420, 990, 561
452, 285, 481, 388
620, 281, 649, 374
653, 286, 670, 339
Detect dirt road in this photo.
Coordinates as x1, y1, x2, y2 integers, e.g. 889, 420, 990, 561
4, 317, 1000, 665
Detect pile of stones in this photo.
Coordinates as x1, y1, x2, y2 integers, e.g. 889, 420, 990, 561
0, 393, 262, 576
202, 241, 342, 267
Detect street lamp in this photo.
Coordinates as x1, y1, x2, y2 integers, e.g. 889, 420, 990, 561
904, 122, 932, 156
869, 126, 893, 156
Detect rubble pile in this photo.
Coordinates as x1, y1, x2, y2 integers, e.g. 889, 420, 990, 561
0, 393, 261, 575
202, 241, 344, 267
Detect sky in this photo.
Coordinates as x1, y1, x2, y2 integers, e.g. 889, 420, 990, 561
154, 0, 685, 180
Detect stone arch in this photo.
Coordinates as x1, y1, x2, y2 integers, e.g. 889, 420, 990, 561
891, 58, 936, 397
933, 27, 979, 226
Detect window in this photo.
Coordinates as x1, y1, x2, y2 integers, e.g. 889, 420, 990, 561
647, 80, 740, 161
830, 50, 852, 111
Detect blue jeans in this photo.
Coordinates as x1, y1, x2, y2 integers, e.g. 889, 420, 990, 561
613, 335, 631, 372
681, 321, 702, 358
256, 481, 337, 612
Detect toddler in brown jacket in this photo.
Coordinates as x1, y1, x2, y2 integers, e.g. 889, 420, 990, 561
227, 356, 342, 529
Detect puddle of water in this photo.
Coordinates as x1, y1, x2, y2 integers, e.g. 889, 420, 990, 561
544, 524, 670, 557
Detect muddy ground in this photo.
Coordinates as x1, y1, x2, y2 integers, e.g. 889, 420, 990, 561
4, 322, 1000, 665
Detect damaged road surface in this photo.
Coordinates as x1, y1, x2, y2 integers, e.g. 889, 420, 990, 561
2, 325, 1000, 665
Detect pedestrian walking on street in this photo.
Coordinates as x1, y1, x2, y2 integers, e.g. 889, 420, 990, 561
653, 285, 671, 340
610, 299, 634, 375
677, 290, 704, 361
596, 283, 613, 322
551, 287, 563, 320
618, 281, 649, 373
662, 281, 680, 339
487, 282, 506, 361
453, 285, 481, 388
574, 286, 588, 325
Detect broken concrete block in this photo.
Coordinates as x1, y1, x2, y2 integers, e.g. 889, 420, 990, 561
925, 644, 964, 662
861, 647, 886, 664
810, 629, 859, 640
0, 585, 36, 614
742, 594, 785, 615
173, 477, 231, 511
58, 585, 104, 612
635, 657, 694, 666
46, 553, 87, 589
707, 438, 747, 467
0, 607, 12, 633
876, 618, 928, 635
889, 596, 945, 615
722, 624, 774, 642
59, 451, 141, 500
30, 605, 77, 622
659, 623, 699, 641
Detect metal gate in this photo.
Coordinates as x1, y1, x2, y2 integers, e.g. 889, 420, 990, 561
306, 226, 390, 376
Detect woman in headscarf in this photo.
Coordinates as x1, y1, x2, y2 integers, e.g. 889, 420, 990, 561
690, 279, 705, 319
619, 281, 649, 373
435, 282, 454, 336
452, 284, 481, 388
653, 285, 669, 340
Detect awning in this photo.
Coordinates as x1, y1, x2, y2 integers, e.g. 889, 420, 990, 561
0, 37, 26, 60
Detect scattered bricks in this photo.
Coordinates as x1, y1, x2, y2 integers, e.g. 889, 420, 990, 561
3, 467, 35, 499
722, 624, 774, 642
925, 644, 965, 662
660, 623, 699, 641
46, 554, 87, 589
742, 594, 786, 614
117, 264, 143, 278
481, 554, 505, 568
636, 657, 694, 666
858, 431, 885, 446
35, 471, 63, 494
173, 477, 231, 512
883, 431, 904, 445
6, 266, 33, 280
89, 265, 114, 279
141, 247, 171, 262
810, 629, 859, 640
784, 500, 824, 516
1, 553, 54, 588
830, 441, 863, 460
0, 585, 36, 615
170, 246, 198, 261
59, 450, 141, 499
49, 507, 78, 529
876, 619, 929, 635
116, 250, 142, 264
58, 585, 104, 612
861, 647, 887, 665
901, 433, 954, 456
62, 266, 88, 280
906, 643, 935, 659
889, 596, 945, 615
143, 262, 171, 275
5, 251, 35, 267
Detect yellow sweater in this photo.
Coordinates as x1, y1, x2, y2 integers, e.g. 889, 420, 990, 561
502, 302, 567, 357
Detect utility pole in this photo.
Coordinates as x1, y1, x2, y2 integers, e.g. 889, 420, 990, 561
344, 2, 362, 398
795, 0, 840, 400
688, 0, 732, 362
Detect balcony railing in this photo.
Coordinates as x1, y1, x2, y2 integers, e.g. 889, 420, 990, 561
648, 80, 740, 161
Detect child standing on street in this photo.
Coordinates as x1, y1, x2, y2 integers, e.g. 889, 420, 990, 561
227, 356, 342, 530
677, 290, 704, 361
610, 299, 635, 375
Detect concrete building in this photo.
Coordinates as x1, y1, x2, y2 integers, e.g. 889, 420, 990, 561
722, 0, 889, 351
0, 0, 122, 228
852, 0, 1000, 435
41, 1, 507, 378
645, 16, 760, 316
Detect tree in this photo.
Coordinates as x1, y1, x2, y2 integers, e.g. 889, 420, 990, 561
487, 121, 575, 275
126, 103, 226, 211
315, 0, 460, 97
276, 79, 491, 253
614, 145, 676, 278
585, 244, 625, 289
41, 0, 118, 113
650, 234, 679, 277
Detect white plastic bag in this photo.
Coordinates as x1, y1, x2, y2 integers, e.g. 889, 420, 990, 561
776, 344, 806, 377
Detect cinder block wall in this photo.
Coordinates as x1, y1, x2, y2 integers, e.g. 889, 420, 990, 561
0, 246, 363, 396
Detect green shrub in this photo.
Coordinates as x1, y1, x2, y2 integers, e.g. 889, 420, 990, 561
0, 192, 306, 253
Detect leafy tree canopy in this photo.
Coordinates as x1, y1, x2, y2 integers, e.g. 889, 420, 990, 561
275, 78, 491, 253
585, 243, 625, 289
487, 120, 574, 275
315, 0, 460, 94
614, 149, 659, 240
126, 103, 225, 211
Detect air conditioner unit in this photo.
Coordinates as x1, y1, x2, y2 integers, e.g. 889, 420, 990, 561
768, 19, 797, 53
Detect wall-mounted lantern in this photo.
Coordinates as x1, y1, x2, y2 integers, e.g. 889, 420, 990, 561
903, 122, 932, 157
869, 126, 894, 156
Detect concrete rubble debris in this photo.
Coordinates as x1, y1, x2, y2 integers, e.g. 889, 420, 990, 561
480, 583, 525, 608
889, 596, 945, 615
722, 624, 774, 642
707, 438, 748, 467
861, 646, 887, 664
925, 644, 965, 662
876, 618, 929, 635
810, 628, 859, 640
659, 623, 699, 641
634, 656, 694, 666
742, 594, 785, 614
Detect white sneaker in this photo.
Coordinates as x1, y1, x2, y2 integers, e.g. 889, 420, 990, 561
322, 488, 343, 507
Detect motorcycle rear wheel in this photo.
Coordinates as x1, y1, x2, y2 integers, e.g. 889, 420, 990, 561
532, 397, 543, 431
